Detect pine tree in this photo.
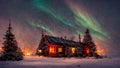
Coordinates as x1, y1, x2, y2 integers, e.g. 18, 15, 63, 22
83, 29, 92, 43
83, 29, 102, 58
0, 20, 23, 61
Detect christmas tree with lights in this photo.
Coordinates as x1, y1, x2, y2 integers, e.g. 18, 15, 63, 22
0, 20, 23, 61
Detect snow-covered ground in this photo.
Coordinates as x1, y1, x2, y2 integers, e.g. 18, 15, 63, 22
0, 56, 120, 68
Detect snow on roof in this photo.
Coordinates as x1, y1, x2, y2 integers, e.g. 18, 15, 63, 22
44, 35, 81, 46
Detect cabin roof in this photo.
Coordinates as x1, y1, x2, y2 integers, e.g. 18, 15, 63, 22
44, 35, 81, 46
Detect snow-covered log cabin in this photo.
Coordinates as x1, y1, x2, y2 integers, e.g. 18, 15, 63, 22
36, 29, 100, 57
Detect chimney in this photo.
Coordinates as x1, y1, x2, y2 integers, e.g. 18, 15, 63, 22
64, 36, 66, 40
79, 34, 81, 43
41, 30, 44, 38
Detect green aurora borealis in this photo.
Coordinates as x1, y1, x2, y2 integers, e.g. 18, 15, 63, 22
29, 0, 109, 41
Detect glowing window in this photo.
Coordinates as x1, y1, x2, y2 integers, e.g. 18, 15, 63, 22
71, 47, 76, 54
58, 47, 62, 52
86, 48, 90, 54
49, 46, 55, 53
38, 49, 42, 53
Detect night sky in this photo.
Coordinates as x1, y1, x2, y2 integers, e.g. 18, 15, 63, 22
0, 0, 120, 57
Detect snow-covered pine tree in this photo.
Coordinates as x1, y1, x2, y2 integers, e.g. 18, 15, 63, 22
0, 20, 23, 61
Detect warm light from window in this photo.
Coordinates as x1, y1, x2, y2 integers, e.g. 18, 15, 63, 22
86, 48, 90, 54
71, 47, 76, 54
38, 49, 42, 53
49, 46, 55, 53
58, 47, 62, 52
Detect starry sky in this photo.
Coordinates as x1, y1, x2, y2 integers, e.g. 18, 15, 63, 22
0, 0, 120, 57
